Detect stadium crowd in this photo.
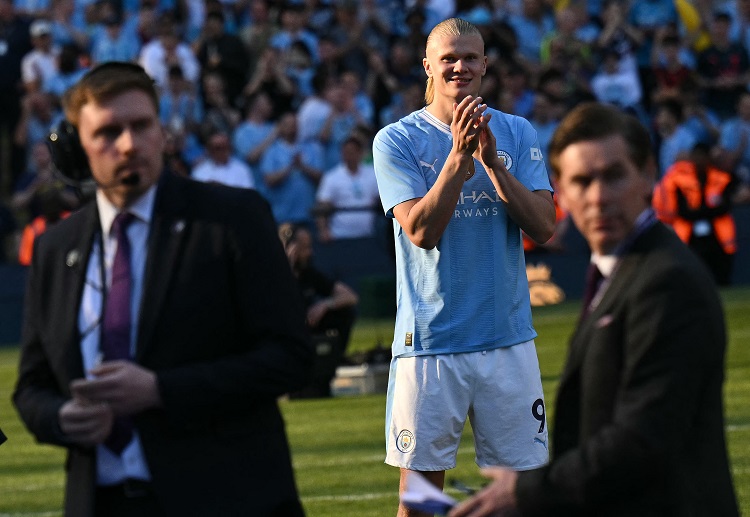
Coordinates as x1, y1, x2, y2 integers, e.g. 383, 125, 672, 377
1, 0, 750, 276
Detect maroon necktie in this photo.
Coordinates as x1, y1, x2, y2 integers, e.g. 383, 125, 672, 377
580, 262, 603, 320
101, 212, 134, 454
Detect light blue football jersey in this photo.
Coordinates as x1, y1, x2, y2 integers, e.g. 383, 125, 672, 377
373, 107, 553, 358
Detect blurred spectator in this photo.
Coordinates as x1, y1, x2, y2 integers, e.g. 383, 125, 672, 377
379, 78, 423, 127
696, 11, 750, 120
0, 0, 32, 194
628, 0, 678, 111
17, 187, 71, 266
13, 0, 50, 17
21, 19, 59, 93
407, 0, 454, 26
139, 17, 200, 89
270, 2, 318, 63
728, 0, 750, 51
357, 0, 394, 56
200, 71, 241, 137
191, 130, 255, 189
651, 33, 695, 106
506, 0, 556, 72
303, 0, 335, 36
528, 91, 562, 161
315, 34, 345, 81
11, 140, 78, 222
159, 64, 203, 136
498, 59, 535, 119
365, 39, 423, 124
260, 111, 324, 227
541, 5, 595, 83
41, 42, 87, 97
681, 78, 721, 146
653, 143, 740, 285
238, 0, 277, 76
90, 12, 141, 64
133, 0, 160, 44
243, 46, 295, 119
49, 0, 89, 48
286, 40, 316, 108
396, 0, 450, 37
655, 99, 697, 176
279, 222, 358, 398
163, 127, 193, 177
595, 0, 643, 83
13, 91, 62, 164
194, 10, 249, 104
591, 48, 644, 114
321, 0, 371, 80
314, 136, 380, 243
717, 90, 750, 184
297, 69, 333, 143
340, 69, 374, 127
320, 77, 370, 169
233, 91, 277, 189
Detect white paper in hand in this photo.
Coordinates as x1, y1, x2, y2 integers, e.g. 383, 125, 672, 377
400, 471, 458, 515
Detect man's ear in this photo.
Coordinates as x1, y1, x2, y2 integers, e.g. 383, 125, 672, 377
423, 57, 432, 77
555, 183, 569, 213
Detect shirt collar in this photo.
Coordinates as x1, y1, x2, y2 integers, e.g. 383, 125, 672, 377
96, 185, 157, 238
590, 208, 657, 278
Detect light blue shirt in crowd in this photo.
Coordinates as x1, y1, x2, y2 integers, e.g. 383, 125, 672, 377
260, 139, 324, 224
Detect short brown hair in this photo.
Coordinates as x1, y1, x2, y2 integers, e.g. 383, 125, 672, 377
62, 62, 158, 127
547, 102, 654, 179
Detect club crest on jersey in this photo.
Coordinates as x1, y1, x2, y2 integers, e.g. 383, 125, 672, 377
396, 429, 415, 453
496, 150, 513, 170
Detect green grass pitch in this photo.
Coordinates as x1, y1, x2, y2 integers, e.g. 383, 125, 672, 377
1, 287, 748, 516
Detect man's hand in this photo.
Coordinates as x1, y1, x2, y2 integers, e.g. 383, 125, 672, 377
448, 468, 520, 517
451, 95, 489, 158
58, 398, 113, 447
474, 115, 503, 172
70, 361, 162, 417
307, 300, 330, 327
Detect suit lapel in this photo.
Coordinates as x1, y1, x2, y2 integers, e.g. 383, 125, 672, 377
135, 174, 189, 361
560, 232, 651, 382
61, 203, 100, 380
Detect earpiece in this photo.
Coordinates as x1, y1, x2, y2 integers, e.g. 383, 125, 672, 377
48, 119, 92, 184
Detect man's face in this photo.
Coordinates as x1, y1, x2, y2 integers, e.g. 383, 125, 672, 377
423, 33, 486, 103
555, 134, 653, 255
77, 90, 164, 208
207, 133, 231, 165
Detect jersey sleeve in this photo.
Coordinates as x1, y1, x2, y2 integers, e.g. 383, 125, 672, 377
372, 125, 429, 218
514, 117, 554, 193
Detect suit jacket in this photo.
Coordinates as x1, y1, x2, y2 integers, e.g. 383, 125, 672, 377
13, 172, 313, 517
516, 223, 739, 516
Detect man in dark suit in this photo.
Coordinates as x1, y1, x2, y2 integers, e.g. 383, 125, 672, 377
13, 62, 312, 516
450, 103, 739, 516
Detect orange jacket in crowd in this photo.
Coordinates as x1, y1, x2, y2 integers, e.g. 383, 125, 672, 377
18, 212, 71, 266
652, 160, 737, 255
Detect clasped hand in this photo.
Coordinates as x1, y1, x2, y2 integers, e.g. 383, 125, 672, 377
451, 96, 504, 175
59, 360, 161, 446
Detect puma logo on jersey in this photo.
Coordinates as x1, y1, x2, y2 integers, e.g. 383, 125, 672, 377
420, 158, 439, 175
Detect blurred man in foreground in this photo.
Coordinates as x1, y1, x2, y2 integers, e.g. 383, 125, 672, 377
450, 103, 739, 516
13, 62, 311, 517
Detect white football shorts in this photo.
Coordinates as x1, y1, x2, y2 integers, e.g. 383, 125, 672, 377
384, 340, 549, 471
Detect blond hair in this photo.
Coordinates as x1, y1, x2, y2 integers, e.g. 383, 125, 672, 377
424, 18, 484, 105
